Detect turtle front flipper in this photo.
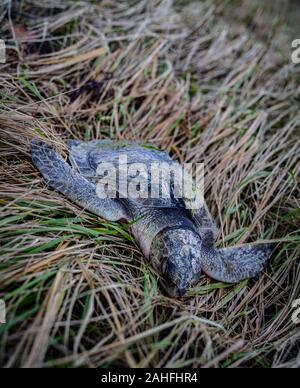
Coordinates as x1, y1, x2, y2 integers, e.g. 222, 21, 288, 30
31, 140, 129, 222
200, 240, 273, 283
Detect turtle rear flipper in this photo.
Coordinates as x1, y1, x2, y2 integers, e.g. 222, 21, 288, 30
31, 140, 129, 222
201, 243, 273, 283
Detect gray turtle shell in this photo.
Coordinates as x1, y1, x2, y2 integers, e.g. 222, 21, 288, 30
69, 140, 190, 212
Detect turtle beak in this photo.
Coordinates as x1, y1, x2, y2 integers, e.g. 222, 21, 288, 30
160, 278, 187, 298
177, 288, 188, 297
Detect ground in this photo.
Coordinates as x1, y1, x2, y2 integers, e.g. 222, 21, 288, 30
0, 0, 299, 368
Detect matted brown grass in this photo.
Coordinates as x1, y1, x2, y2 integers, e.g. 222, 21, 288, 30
0, 0, 299, 368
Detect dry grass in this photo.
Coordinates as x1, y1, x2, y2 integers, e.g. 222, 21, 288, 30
0, 0, 299, 368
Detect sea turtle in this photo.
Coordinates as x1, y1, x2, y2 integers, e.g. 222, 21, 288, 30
31, 140, 273, 297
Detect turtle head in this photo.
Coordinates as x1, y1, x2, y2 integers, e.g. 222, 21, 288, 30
150, 228, 202, 298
